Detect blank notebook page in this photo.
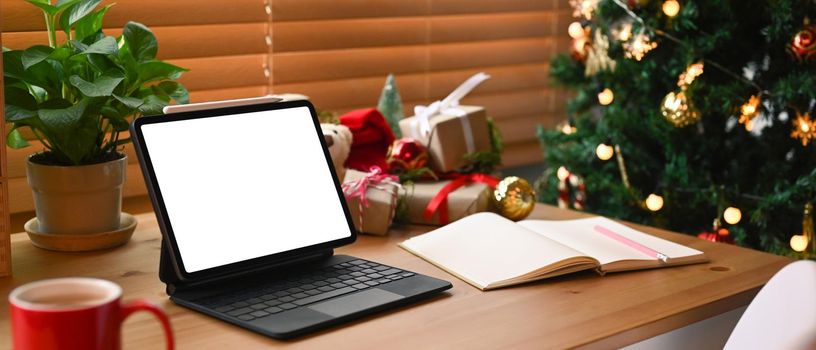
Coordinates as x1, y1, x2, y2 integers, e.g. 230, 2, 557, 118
518, 217, 703, 265
400, 213, 583, 288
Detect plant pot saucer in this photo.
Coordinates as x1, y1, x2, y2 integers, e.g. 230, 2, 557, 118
24, 213, 138, 252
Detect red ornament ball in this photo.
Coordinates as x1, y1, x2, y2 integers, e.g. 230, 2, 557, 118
789, 22, 816, 62
626, 0, 649, 9
386, 138, 428, 172
697, 227, 734, 244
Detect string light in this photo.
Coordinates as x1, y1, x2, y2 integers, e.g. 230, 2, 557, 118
570, 0, 598, 20
677, 61, 704, 87
557, 166, 571, 181
662, 0, 680, 17
744, 119, 755, 131
791, 202, 815, 254
611, 21, 633, 41
558, 121, 577, 134
791, 235, 808, 252
738, 95, 761, 130
791, 112, 816, 146
723, 207, 742, 225
623, 33, 657, 61
597, 88, 615, 105
568, 22, 585, 39
645, 194, 664, 211
595, 143, 614, 160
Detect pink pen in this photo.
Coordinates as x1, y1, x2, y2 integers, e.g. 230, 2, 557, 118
593, 225, 669, 263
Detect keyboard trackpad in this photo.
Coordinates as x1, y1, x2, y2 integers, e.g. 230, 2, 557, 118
308, 288, 402, 318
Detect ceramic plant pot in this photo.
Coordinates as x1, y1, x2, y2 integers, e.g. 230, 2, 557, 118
26, 155, 127, 234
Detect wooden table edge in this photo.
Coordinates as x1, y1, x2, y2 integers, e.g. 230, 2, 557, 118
576, 287, 759, 349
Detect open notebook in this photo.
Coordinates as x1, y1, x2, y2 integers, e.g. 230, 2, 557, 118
400, 212, 708, 290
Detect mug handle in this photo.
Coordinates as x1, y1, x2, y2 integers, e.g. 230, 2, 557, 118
121, 300, 175, 350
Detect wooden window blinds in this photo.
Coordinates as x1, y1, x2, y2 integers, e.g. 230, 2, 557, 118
2, 0, 571, 220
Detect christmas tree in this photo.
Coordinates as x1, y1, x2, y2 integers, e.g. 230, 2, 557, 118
537, 0, 816, 257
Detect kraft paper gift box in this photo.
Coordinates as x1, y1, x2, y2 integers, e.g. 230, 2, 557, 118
402, 180, 492, 226
398, 105, 492, 173
343, 169, 399, 236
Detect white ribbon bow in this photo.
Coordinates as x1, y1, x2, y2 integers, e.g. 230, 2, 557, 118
410, 72, 491, 152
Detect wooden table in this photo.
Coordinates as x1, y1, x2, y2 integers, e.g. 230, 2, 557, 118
0, 205, 790, 349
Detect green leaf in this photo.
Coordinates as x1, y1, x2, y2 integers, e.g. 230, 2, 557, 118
6, 128, 31, 149
24, 60, 64, 97
39, 99, 88, 132
28, 86, 48, 104
136, 60, 187, 84
5, 105, 37, 122
4, 87, 39, 110
24, 0, 58, 15
113, 94, 144, 109
122, 22, 158, 62
69, 39, 89, 52
69, 70, 124, 97
39, 98, 73, 109
55, 0, 83, 9
86, 53, 116, 73
138, 94, 168, 116
21, 45, 54, 70
74, 4, 112, 41
115, 40, 139, 84
38, 99, 97, 164
153, 81, 189, 104
3, 50, 28, 81
59, 0, 102, 34
82, 36, 118, 55
48, 47, 72, 61
106, 115, 130, 131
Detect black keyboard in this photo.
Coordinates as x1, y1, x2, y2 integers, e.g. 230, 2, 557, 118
198, 259, 415, 322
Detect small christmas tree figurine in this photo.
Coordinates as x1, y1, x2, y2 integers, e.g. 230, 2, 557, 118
378, 74, 405, 138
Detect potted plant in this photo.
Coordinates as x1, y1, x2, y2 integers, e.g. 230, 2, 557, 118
3, 0, 188, 250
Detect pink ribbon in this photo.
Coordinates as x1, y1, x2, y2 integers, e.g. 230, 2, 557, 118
342, 167, 400, 233
341, 166, 399, 207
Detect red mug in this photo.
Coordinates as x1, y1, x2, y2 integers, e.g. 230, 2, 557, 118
9, 277, 174, 350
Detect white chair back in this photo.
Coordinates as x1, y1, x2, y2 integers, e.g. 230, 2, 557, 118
724, 260, 816, 349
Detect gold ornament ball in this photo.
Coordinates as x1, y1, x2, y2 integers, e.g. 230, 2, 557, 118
723, 207, 742, 225
645, 193, 664, 212
662, 0, 680, 17
595, 143, 614, 161
493, 176, 536, 221
790, 234, 808, 252
661, 91, 700, 127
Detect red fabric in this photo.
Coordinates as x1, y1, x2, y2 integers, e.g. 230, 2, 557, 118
340, 108, 396, 172
423, 173, 500, 225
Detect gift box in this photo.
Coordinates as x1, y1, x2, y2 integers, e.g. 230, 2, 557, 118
398, 72, 493, 173
402, 179, 493, 225
343, 169, 399, 236
399, 105, 491, 173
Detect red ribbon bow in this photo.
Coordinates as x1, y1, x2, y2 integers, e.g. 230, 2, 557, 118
423, 173, 499, 225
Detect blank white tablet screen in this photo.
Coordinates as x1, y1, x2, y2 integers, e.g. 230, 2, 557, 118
140, 106, 351, 273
